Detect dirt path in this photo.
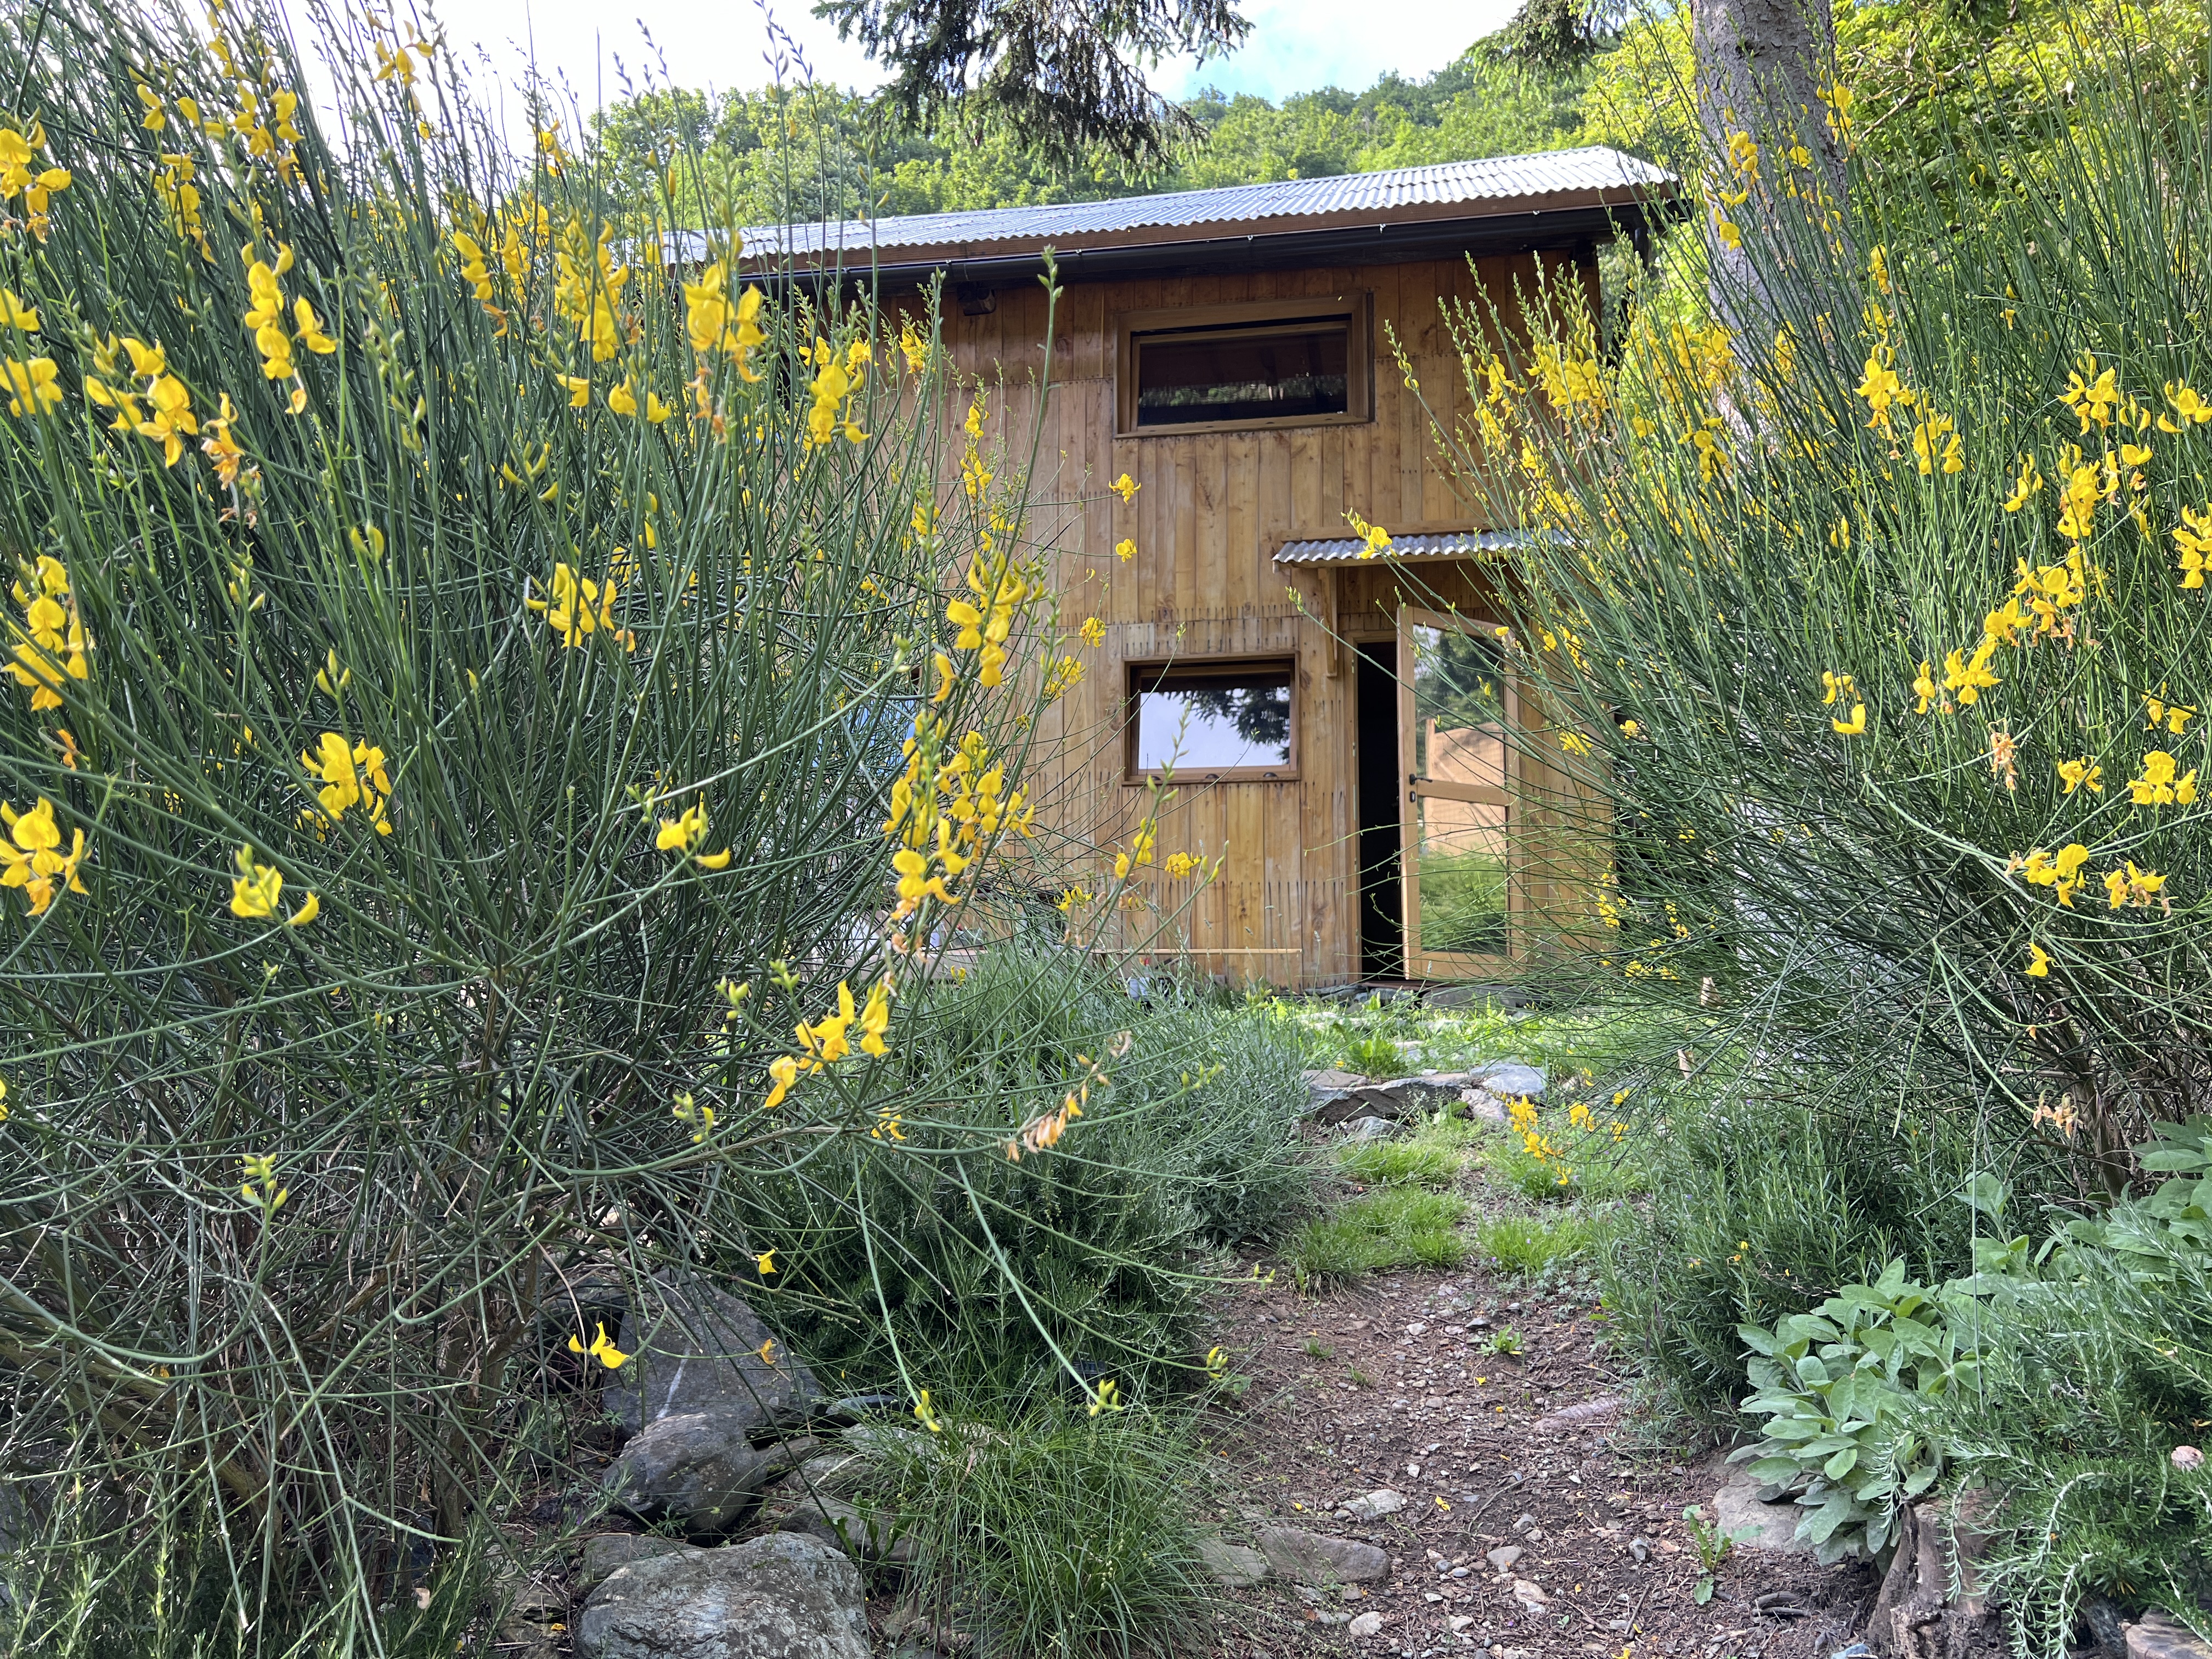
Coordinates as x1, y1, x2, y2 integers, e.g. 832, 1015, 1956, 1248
1194, 1262, 1874, 1659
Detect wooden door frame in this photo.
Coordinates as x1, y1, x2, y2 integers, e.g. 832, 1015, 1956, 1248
1396, 606, 1517, 981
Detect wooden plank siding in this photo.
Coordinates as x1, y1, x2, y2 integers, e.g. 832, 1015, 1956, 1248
891, 250, 1594, 986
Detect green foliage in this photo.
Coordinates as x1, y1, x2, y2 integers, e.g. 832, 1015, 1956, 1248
862, 1404, 1212, 1659
1915, 1214, 2212, 1655
588, 33, 1593, 229
1680, 1504, 1750, 1602
1345, 1031, 1406, 1076
1336, 1113, 1476, 1186
0, 3, 1298, 1649
1596, 1091, 2005, 1414
1730, 1260, 1977, 1563
747, 952, 1314, 1396
1579, 0, 2209, 210
1474, 1207, 1603, 1274
1286, 1189, 1470, 1286
1480, 1101, 1648, 1203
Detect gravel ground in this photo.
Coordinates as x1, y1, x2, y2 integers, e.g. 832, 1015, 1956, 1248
1190, 1261, 1876, 1659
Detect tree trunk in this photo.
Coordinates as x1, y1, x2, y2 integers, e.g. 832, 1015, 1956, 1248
1690, 0, 1844, 340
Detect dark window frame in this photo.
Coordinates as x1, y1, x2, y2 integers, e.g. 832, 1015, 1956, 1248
1123, 655, 1300, 784
1114, 296, 1372, 439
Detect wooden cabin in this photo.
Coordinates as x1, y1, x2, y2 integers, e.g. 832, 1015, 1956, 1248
747, 150, 1675, 988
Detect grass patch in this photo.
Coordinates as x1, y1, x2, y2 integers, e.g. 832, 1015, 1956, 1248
1336, 1139, 1458, 1186
867, 1403, 1208, 1658
1286, 1189, 1469, 1287
1474, 1210, 1605, 1276
1335, 1113, 1480, 1187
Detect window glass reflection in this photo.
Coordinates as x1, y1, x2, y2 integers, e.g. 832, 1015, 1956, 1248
1133, 668, 1292, 772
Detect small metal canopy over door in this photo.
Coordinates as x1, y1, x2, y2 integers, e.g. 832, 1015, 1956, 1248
1396, 608, 1516, 979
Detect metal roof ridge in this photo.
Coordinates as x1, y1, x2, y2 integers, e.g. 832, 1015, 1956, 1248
729, 146, 1674, 256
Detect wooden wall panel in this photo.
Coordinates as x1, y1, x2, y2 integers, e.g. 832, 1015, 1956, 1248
910, 251, 1592, 984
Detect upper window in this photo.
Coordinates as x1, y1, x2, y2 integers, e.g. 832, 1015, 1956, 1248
1126, 659, 1296, 781
1116, 297, 1370, 437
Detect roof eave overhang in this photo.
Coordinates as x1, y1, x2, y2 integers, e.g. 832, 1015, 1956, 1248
740, 187, 1683, 290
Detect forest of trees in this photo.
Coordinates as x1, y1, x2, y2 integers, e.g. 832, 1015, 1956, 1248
586, 0, 2209, 230
586, 24, 1601, 228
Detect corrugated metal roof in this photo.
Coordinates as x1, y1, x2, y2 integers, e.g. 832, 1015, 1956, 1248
1274, 530, 1538, 566
679, 147, 1671, 269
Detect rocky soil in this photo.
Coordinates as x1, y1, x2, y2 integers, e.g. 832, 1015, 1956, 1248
1187, 1260, 1876, 1659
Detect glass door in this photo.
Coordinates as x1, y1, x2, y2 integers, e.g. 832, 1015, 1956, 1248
1397, 610, 1515, 978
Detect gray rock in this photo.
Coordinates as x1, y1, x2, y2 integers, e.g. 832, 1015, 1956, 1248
1459, 1088, 1509, 1123
1342, 1488, 1407, 1521
601, 1414, 817, 1532
775, 1492, 917, 1564
1197, 1537, 1270, 1587
1485, 1545, 1523, 1572
1313, 1092, 1367, 1126
605, 1276, 820, 1436
575, 1531, 869, 1659
1304, 1069, 1363, 1116
2127, 1613, 2212, 1659
576, 1533, 691, 1595
763, 1451, 872, 1500
1471, 1061, 1545, 1099
758, 1451, 911, 1564
1705, 1449, 1813, 1553
1341, 1116, 1401, 1143
1347, 1611, 1384, 1638
1256, 1525, 1389, 1584
1352, 1082, 1422, 1119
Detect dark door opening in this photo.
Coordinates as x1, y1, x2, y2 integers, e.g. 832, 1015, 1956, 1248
1355, 642, 1403, 980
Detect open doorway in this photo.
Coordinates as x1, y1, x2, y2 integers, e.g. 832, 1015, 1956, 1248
1354, 641, 1403, 979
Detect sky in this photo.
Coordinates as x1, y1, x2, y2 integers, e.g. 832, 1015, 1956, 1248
355, 0, 1516, 142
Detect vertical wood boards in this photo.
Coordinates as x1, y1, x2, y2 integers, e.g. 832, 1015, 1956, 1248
915, 254, 1590, 985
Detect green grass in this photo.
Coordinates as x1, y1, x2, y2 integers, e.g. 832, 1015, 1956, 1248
1334, 1113, 1479, 1187
1474, 1210, 1605, 1276
864, 1403, 1209, 1659
1285, 1189, 1470, 1287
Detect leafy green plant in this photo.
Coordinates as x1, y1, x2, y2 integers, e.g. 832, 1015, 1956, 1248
1345, 1033, 1406, 1078
1347, 1366, 1374, 1389
1285, 1190, 1469, 1287
1304, 1337, 1334, 1360
1730, 1261, 1979, 1562
1680, 1505, 1750, 1604
1596, 1086, 2015, 1415
1485, 1324, 1523, 1356
1911, 1207, 2212, 1657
